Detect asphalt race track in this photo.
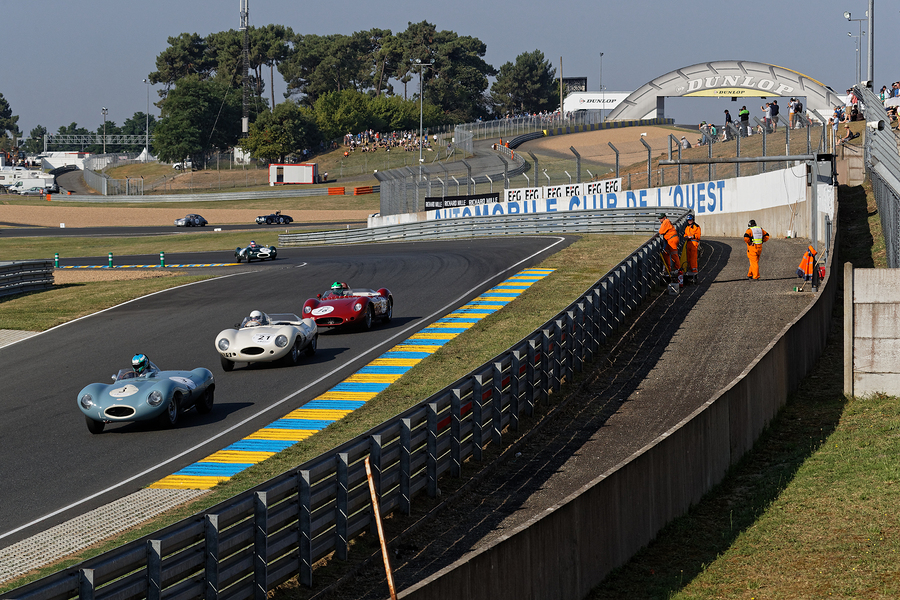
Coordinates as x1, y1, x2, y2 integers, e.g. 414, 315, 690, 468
0, 221, 365, 238
0, 237, 572, 547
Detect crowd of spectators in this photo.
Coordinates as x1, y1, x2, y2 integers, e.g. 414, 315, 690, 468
342, 129, 435, 155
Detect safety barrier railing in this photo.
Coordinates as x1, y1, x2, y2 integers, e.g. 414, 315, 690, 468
855, 84, 900, 268
0, 261, 54, 298
50, 186, 380, 204
5, 216, 686, 600
279, 208, 666, 247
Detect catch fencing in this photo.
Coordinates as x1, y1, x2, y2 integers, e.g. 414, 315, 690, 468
855, 84, 900, 268
0, 261, 54, 298
380, 113, 829, 217
5, 216, 684, 600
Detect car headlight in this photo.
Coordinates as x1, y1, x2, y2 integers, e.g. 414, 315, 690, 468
353, 302, 363, 312
79, 394, 94, 409
275, 335, 289, 348
218, 338, 230, 351
148, 390, 163, 407
303, 306, 311, 314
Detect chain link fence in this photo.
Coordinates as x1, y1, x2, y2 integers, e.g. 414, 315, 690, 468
856, 84, 900, 268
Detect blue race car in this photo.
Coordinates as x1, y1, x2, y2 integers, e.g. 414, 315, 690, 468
77, 359, 215, 434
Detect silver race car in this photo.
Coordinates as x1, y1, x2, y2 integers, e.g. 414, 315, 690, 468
216, 311, 318, 371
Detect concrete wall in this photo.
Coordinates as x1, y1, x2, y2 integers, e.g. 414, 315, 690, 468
398, 220, 838, 600
844, 264, 900, 396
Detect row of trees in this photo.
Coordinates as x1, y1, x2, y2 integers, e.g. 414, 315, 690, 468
1, 21, 562, 166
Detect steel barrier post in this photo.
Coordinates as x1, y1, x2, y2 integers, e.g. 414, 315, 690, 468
427, 402, 439, 496
472, 375, 486, 461
148, 540, 162, 600
491, 362, 504, 446
510, 351, 524, 430
336, 453, 350, 560
400, 418, 412, 514
450, 389, 463, 476
255, 492, 269, 600
298, 471, 312, 586
526, 338, 539, 412
79, 568, 95, 600
205, 514, 220, 600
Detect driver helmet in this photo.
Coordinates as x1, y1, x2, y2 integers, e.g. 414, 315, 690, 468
331, 281, 345, 295
249, 240, 257, 247
247, 310, 263, 326
132, 353, 150, 375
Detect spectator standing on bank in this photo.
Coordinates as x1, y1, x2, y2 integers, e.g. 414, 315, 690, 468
770, 100, 780, 131
739, 105, 750, 136
723, 109, 733, 140
743, 219, 770, 280
761, 102, 772, 132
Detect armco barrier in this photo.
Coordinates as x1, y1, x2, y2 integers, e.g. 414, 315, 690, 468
4, 219, 682, 600
0, 260, 54, 298
398, 214, 839, 600
279, 208, 676, 247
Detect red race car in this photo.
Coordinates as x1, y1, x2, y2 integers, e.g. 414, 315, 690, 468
302, 282, 393, 330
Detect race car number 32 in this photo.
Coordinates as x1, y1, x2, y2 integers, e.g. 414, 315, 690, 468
311, 306, 334, 316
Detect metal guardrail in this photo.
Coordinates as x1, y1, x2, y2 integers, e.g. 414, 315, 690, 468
0, 261, 54, 298
5, 217, 687, 600
855, 84, 900, 268
279, 208, 673, 247
49, 186, 380, 204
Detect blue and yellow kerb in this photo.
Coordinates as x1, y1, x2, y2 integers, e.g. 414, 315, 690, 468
150, 268, 554, 490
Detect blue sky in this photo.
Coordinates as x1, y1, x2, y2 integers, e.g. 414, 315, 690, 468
1, 0, 896, 137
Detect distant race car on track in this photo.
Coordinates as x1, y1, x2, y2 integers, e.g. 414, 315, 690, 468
77, 359, 215, 434
302, 282, 393, 330
235, 241, 277, 262
216, 310, 318, 371
256, 210, 293, 225
175, 213, 208, 227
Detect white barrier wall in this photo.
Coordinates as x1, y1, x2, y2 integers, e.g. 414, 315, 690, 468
844, 266, 900, 396
369, 164, 835, 237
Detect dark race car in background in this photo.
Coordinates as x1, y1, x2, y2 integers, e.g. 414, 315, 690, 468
302, 284, 392, 330
235, 241, 277, 262
175, 213, 208, 227
255, 211, 293, 225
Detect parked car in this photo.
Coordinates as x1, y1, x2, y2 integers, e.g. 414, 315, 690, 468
19, 187, 46, 196
256, 211, 293, 225
173, 161, 193, 170
44, 182, 59, 194
302, 283, 393, 330
234, 241, 277, 262
175, 213, 208, 227
77, 359, 215, 434
215, 310, 318, 371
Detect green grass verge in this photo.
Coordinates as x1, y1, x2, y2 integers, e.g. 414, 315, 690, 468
586, 180, 896, 599
0, 274, 214, 331
0, 230, 307, 261
0, 193, 380, 212
0, 233, 644, 591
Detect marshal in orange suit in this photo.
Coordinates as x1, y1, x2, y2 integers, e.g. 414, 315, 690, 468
743, 219, 770, 280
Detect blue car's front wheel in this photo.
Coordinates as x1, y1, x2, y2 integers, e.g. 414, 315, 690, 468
158, 395, 181, 428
